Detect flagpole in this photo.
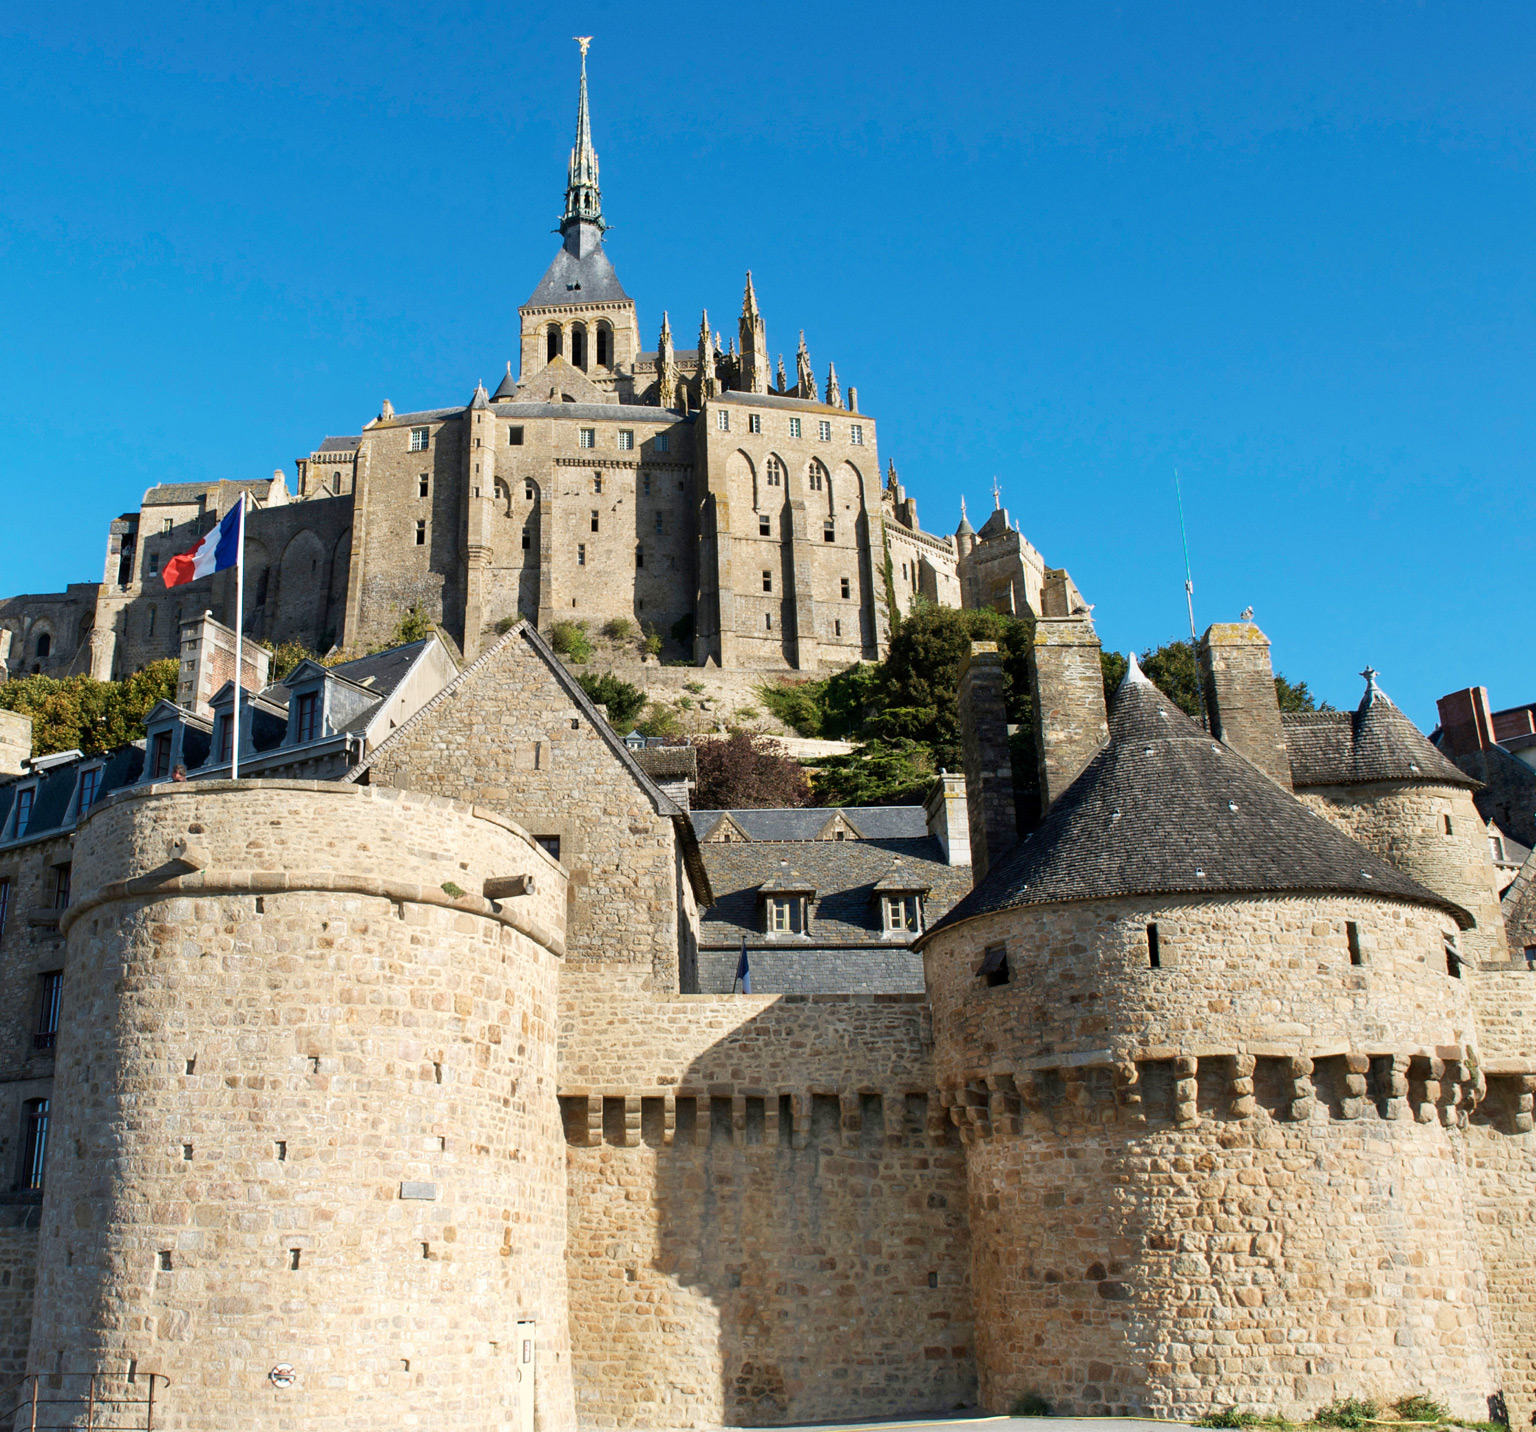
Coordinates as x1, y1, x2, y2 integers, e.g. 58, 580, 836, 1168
232, 495, 245, 780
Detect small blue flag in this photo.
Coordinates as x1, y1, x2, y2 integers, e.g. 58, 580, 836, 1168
734, 936, 751, 995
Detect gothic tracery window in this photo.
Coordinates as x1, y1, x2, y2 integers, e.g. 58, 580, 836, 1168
766, 455, 785, 488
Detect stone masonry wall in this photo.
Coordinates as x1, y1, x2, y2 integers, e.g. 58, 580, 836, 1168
1296, 783, 1509, 969
359, 625, 686, 990
923, 893, 1507, 1420
31, 780, 573, 1432
558, 990, 974, 1427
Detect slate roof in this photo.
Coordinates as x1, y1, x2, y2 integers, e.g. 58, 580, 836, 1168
698, 836, 973, 947
492, 365, 518, 401
691, 806, 929, 842
524, 237, 630, 308
141, 478, 270, 507
922, 664, 1474, 942
1283, 679, 1476, 789
490, 402, 683, 423
634, 747, 696, 781
315, 436, 359, 453
258, 641, 431, 729
0, 744, 145, 848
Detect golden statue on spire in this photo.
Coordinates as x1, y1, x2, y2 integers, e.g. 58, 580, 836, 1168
574, 36, 592, 56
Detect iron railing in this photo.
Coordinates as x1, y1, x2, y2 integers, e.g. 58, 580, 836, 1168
0, 1371, 167, 1430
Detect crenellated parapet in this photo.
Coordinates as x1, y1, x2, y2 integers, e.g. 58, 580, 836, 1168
937, 1044, 1533, 1142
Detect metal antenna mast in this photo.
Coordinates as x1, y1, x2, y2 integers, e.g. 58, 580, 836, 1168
1174, 469, 1209, 730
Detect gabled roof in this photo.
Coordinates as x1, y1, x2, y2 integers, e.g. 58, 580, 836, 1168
922, 663, 1474, 942
315, 436, 360, 453
343, 622, 712, 906
690, 806, 929, 842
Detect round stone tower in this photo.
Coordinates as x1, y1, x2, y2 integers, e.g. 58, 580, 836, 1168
921, 661, 1502, 1422
1286, 670, 1509, 968
36, 779, 573, 1432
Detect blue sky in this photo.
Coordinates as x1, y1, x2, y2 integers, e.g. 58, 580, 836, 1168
2, 2, 1532, 727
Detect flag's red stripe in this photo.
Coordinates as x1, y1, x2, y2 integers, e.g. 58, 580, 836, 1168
162, 552, 198, 588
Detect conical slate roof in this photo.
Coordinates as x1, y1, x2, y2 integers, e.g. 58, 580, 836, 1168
924, 661, 1473, 940
1283, 672, 1477, 790
492, 363, 518, 401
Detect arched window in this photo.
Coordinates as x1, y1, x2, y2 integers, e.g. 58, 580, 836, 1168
570, 323, 587, 369
33, 633, 50, 660
547, 324, 563, 362
766, 456, 785, 488
807, 460, 827, 493
596, 322, 612, 368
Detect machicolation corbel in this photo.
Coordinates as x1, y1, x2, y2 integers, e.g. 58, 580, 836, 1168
168, 837, 209, 871
484, 874, 537, 900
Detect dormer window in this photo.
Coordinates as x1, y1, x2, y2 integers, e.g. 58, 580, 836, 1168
77, 766, 102, 815
882, 895, 923, 933
295, 691, 320, 744
759, 872, 816, 935
217, 714, 235, 764
151, 731, 173, 780
767, 899, 794, 933
13, 787, 35, 838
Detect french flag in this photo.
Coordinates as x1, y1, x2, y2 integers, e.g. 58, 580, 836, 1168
162, 500, 243, 588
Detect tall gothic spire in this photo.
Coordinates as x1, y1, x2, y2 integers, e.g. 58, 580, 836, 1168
796, 331, 817, 402
739, 272, 768, 393
561, 38, 604, 236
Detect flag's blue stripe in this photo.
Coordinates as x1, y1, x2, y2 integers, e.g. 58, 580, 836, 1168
212, 504, 242, 571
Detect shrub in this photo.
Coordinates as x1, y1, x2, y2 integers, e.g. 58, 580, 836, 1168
1196, 1411, 1260, 1429
1010, 1391, 1052, 1417
440, 881, 465, 899
684, 681, 706, 695
641, 624, 663, 657
494, 615, 518, 635
1314, 1398, 1380, 1429
549, 620, 594, 663
636, 702, 683, 739
576, 672, 647, 730
601, 617, 635, 642
694, 732, 811, 809
389, 603, 433, 646
1392, 1397, 1451, 1424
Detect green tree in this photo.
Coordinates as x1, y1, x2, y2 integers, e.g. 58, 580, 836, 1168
265, 640, 321, 682
0, 659, 180, 757
389, 603, 433, 646
807, 737, 934, 808
576, 672, 647, 730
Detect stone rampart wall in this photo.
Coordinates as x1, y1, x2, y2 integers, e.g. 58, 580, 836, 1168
557, 990, 974, 1427
1462, 1113, 1536, 1427
0, 1216, 38, 1383
31, 781, 573, 1432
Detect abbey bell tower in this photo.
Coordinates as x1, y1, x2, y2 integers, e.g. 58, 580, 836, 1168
516, 39, 640, 394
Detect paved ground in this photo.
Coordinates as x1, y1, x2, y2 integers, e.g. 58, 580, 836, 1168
769, 1417, 1191, 1432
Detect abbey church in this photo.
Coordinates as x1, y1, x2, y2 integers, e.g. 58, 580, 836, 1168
0, 45, 1060, 685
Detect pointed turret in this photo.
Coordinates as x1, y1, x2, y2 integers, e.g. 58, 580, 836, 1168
698, 311, 718, 400
826, 362, 842, 409
796, 331, 817, 402
886, 459, 900, 495
776, 355, 788, 393
657, 311, 679, 410
492, 362, 517, 401
956, 496, 976, 555
470, 380, 491, 410
739, 272, 768, 393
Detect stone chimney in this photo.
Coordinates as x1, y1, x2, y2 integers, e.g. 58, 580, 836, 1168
923, 772, 971, 866
1436, 687, 1497, 758
1198, 623, 1293, 790
178, 611, 272, 718
0, 710, 32, 775
957, 643, 1016, 884
1028, 617, 1108, 813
